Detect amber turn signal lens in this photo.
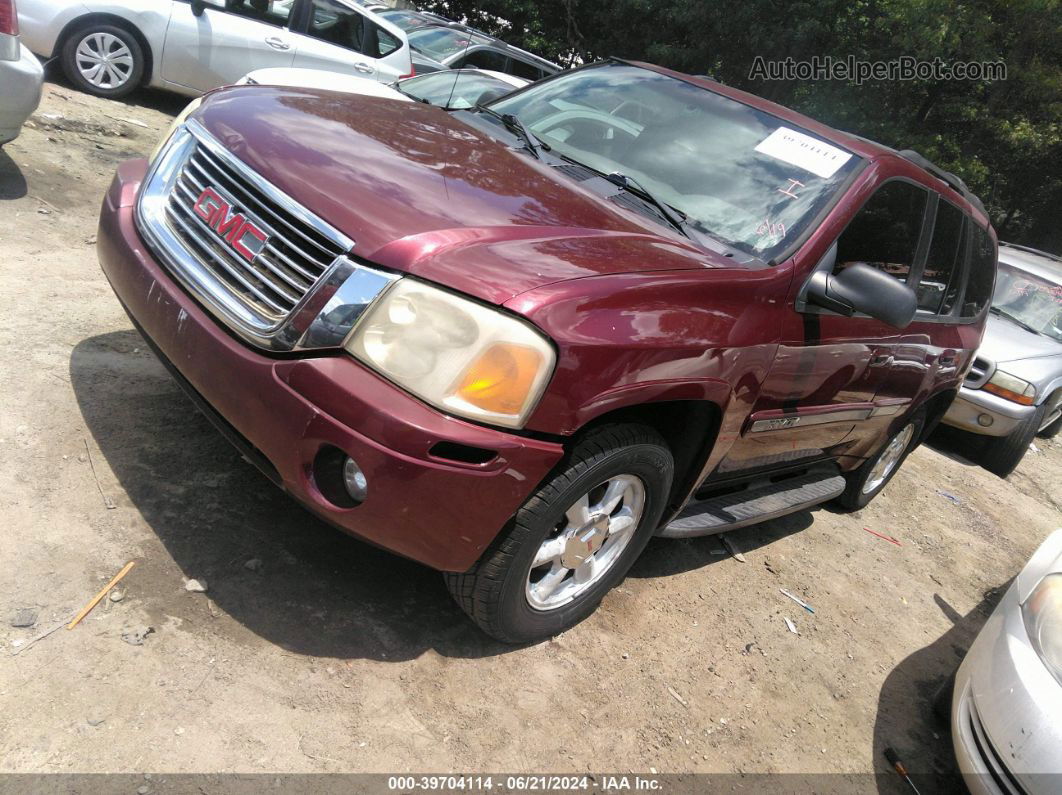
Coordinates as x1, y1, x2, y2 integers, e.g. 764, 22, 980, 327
983, 382, 1036, 406
456, 343, 544, 416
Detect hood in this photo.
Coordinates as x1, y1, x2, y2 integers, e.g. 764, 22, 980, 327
980, 314, 1062, 365
194, 86, 730, 304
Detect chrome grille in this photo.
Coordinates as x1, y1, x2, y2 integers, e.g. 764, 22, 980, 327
965, 356, 992, 388
164, 140, 346, 323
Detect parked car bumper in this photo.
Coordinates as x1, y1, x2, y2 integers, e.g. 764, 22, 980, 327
951, 531, 1062, 795
941, 385, 1036, 437
96, 159, 565, 572
0, 43, 44, 145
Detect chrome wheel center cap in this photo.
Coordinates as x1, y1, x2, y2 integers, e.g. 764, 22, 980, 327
561, 514, 609, 568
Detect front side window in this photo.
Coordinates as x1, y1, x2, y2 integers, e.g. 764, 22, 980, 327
399, 71, 515, 109
487, 63, 862, 261
834, 181, 927, 283
962, 224, 996, 317
453, 49, 508, 72
917, 199, 966, 313
992, 263, 1062, 342
306, 0, 367, 53
507, 57, 544, 81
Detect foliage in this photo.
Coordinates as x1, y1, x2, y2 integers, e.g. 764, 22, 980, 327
422, 0, 1062, 251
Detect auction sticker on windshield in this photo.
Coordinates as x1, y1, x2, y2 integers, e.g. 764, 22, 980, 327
755, 126, 852, 178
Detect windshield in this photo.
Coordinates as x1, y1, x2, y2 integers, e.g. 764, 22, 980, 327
993, 262, 1062, 342
487, 63, 862, 259
399, 71, 516, 109
407, 28, 488, 61
376, 9, 426, 31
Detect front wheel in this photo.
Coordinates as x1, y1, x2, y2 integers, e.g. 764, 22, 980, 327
835, 411, 925, 511
981, 404, 1046, 478
61, 25, 144, 98
445, 424, 674, 643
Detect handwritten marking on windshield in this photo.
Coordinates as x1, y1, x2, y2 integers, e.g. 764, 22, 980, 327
776, 179, 805, 199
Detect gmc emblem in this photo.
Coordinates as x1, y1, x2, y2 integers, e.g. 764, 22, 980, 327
192, 186, 268, 262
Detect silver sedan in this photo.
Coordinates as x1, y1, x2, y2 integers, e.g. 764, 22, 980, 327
952, 529, 1062, 794
0, 29, 43, 145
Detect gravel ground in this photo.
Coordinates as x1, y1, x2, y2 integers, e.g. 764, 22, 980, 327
1, 79, 1060, 791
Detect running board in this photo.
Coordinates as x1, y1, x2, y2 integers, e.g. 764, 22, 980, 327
659, 473, 846, 538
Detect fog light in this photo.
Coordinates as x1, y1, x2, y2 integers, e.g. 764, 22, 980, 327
343, 457, 368, 501
977, 413, 994, 427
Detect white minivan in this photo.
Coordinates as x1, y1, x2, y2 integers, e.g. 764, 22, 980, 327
18, 0, 413, 98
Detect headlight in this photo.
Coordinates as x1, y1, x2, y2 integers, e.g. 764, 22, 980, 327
149, 96, 202, 163
345, 279, 555, 429
1022, 573, 1062, 685
984, 369, 1036, 405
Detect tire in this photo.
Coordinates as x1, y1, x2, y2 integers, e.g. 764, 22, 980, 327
835, 410, 926, 511
981, 404, 1047, 478
445, 424, 674, 644
61, 24, 145, 99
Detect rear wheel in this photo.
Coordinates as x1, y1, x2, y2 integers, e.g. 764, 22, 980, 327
835, 411, 925, 511
445, 424, 673, 643
981, 404, 1046, 478
61, 24, 144, 98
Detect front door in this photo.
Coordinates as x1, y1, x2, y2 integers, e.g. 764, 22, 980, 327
714, 179, 931, 479
162, 0, 298, 93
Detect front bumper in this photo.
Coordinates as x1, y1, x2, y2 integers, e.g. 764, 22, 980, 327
96, 159, 564, 572
941, 384, 1036, 438
0, 43, 44, 145
951, 536, 1062, 795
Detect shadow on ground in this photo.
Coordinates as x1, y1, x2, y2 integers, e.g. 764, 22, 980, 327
70, 330, 520, 662
871, 580, 1009, 794
0, 148, 28, 199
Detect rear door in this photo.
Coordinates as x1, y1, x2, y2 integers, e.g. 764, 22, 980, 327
288, 0, 411, 83
162, 0, 297, 92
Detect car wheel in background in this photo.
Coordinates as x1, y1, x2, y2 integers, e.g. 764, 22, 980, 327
61, 25, 144, 99
981, 404, 1047, 478
1037, 401, 1062, 439
444, 424, 673, 644
835, 410, 926, 511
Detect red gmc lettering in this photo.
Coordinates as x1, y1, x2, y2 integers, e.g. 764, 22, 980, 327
192, 187, 267, 262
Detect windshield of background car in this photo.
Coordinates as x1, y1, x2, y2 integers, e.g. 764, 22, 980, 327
377, 10, 426, 31
401, 71, 514, 109
407, 28, 489, 61
487, 63, 862, 260
993, 262, 1062, 342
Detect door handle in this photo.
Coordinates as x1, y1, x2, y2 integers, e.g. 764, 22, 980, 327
353, 62, 374, 74
265, 36, 290, 50
869, 354, 894, 367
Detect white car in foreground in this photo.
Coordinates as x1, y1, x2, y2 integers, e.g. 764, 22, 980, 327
237, 66, 528, 109
17, 0, 412, 98
952, 529, 1062, 794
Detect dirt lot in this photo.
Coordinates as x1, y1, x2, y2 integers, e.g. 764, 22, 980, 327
1, 80, 1060, 789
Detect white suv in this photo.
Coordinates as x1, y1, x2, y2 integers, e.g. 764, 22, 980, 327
17, 0, 412, 98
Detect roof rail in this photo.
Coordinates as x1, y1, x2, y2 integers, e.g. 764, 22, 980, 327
999, 242, 1062, 263
897, 149, 988, 219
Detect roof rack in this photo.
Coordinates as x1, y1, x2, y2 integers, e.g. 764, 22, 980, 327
999, 242, 1062, 263
897, 149, 988, 219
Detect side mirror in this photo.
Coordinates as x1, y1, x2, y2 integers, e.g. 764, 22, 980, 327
805, 260, 918, 329
191, 0, 206, 17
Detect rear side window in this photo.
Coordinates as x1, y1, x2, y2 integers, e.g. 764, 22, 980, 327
507, 57, 544, 81
454, 49, 508, 71
917, 199, 966, 314
962, 224, 997, 317
306, 0, 367, 54
835, 180, 928, 283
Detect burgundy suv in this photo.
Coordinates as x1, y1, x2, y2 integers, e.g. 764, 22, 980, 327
97, 60, 995, 642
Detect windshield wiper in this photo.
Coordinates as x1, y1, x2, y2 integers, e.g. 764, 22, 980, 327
605, 172, 689, 238
475, 105, 548, 159
990, 305, 1043, 335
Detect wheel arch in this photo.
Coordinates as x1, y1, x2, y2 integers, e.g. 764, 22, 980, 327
917, 387, 959, 443
573, 399, 722, 520
55, 13, 154, 87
